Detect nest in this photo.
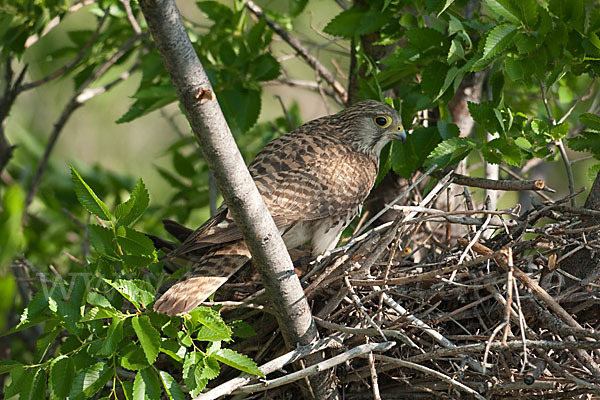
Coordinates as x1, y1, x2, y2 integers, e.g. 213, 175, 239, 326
197, 171, 600, 399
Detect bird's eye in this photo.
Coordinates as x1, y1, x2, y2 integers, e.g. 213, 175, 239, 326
374, 115, 392, 128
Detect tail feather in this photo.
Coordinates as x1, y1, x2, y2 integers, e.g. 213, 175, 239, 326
154, 241, 250, 316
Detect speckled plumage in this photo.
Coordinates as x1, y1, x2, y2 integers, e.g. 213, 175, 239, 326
154, 100, 406, 316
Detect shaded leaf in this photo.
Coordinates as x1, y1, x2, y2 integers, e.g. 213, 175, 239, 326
211, 348, 264, 377
50, 355, 75, 399
132, 315, 161, 364
483, 24, 517, 59
71, 166, 111, 221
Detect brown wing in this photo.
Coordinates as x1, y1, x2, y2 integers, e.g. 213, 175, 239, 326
171, 131, 378, 256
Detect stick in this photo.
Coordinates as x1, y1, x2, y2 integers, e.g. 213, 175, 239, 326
232, 342, 395, 394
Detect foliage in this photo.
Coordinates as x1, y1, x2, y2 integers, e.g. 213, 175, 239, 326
2, 0, 600, 397
1, 168, 261, 398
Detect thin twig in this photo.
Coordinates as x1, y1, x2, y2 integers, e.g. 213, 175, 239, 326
245, 0, 348, 104
23, 33, 145, 220
19, 8, 111, 93
232, 342, 396, 394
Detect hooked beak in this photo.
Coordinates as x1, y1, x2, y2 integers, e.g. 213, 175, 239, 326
392, 125, 407, 142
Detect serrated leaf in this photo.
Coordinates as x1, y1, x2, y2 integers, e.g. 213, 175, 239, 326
132, 316, 160, 364
133, 368, 162, 400
550, 122, 570, 140
505, 57, 524, 81
579, 113, 600, 131
437, 0, 456, 16
158, 371, 186, 400
211, 348, 264, 377
71, 166, 111, 221
485, 0, 521, 24
567, 132, 600, 155
115, 178, 149, 227
513, 0, 538, 26
87, 291, 115, 309
104, 279, 155, 309
0, 360, 22, 374
248, 54, 280, 81
120, 344, 149, 371
483, 24, 517, 59
231, 320, 256, 338
392, 127, 442, 178
514, 137, 532, 150
200, 357, 220, 380
69, 362, 113, 400
324, 6, 389, 38
82, 307, 118, 322
88, 224, 117, 257
50, 355, 75, 399
99, 317, 124, 356
587, 164, 600, 182
425, 137, 478, 168
219, 86, 261, 135
188, 307, 232, 341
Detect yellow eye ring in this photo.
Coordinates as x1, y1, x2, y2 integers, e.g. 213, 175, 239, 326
373, 115, 392, 128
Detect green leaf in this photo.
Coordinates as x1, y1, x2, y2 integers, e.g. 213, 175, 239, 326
115, 178, 149, 227
219, 86, 261, 135
504, 57, 524, 81
550, 122, 570, 140
82, 307, 118, 322
50, 355, 75, 399
116, 85, 178, 124
0, 360, 22, 375
211, 348, 264, 377
104, 279, 155, 309
483, 24, 517, 59
71, 166, 112, 221
189, 307, 233, 342
392, 127, 442, 178
69, 362, 113, 400
248, 54, 280, 82
200, 357, 220, 380
88, 224, 117, 257
579, 113, 600, 131
324, 6, 389, 38
87, 291, 115, 310
117, 228, 156, 256
133, 368, 162, 400
0, 185, 24, 271
132, 316, 161, 364
587, 164, 600, 182
196, 1, 234, 22
99, 317, 124, 356
485, 0, 521, 24
231, 320, 256, 338
567, 132, 600, 155
421, 61, 448, 99
514, 0, 538, 26
425, 137, 478, 168
437, 0, 456, 16
158, 371, 186, 400
120, 344, 149, 371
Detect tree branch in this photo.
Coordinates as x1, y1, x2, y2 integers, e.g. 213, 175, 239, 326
23, 33, 144, 220
245, 0, 348, 105
138, 0, 331, 396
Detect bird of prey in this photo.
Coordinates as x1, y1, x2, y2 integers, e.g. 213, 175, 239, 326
154, 100, 406, 316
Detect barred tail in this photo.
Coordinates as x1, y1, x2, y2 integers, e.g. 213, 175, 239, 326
154, 241, 250, 316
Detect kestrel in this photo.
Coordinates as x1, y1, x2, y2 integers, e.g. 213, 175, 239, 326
154, 100, 406, 316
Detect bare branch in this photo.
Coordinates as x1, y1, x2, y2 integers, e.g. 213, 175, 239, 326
18, 8, 111, 93
245, 0, 348, 104
23, 33, 144, 220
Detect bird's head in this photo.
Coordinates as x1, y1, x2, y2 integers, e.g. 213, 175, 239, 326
333, 100, 406, 156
